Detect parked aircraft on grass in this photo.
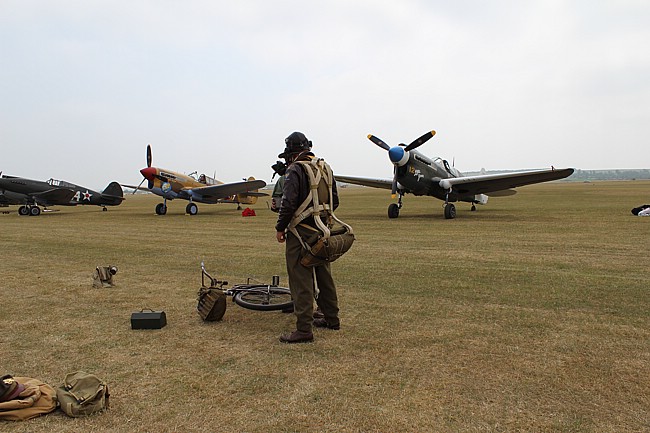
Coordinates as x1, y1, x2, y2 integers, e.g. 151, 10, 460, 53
0, 173, 124, 216
335, 130, 574, 219
125, 145, 267, 215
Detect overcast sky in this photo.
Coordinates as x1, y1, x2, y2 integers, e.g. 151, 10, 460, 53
1, 0, 648, 189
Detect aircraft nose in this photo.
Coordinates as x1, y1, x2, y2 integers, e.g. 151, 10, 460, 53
140, 167, 156, 180
388, 146, 409, 166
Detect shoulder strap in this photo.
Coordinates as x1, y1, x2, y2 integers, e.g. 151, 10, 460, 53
288, 158, 353, 242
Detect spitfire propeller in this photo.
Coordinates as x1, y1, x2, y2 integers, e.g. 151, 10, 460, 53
367, 130, 436, 197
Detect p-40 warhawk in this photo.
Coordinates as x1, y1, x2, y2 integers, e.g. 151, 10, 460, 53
126, 144, 267, 215
335, 130, 574, 219
0, 174, 124, 216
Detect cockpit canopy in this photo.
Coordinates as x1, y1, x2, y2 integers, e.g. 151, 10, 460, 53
47, 178, 76, 188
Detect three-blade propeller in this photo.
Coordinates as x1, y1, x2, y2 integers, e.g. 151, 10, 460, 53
367, 130, 436, 197
133, 144, 154, 193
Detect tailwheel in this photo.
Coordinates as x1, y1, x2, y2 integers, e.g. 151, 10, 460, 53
471, 204, 476, 211
186, 203, 198, 215
388, 203, 400, 219
155, 203, 167, 215
444, 203, 456, 219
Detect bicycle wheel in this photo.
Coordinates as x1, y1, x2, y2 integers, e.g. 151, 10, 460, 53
233, 286, 293, 311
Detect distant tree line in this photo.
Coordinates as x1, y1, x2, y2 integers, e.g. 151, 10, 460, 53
466, 169, 650, 181
568, 169, 650, 181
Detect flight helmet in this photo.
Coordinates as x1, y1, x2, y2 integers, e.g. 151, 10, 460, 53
279, 131, 312, 159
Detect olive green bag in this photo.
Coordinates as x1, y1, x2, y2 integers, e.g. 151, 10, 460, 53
56, 371, 109, 417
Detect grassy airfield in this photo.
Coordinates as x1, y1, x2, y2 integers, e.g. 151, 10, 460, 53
1, 180, 649, 432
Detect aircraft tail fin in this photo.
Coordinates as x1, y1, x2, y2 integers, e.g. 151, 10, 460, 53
100, 182, 125, 205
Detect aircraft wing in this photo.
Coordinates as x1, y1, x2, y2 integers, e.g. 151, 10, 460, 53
33, 188, 77, 205
187, 179, 267, 202
0, 193, 17, 205
334, 175, 393, 190
439, 168, 574, 195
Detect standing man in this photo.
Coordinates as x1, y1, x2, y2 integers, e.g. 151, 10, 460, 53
275, 131, 341, 343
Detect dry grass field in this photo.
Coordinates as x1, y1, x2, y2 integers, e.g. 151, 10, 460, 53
1, 181, 649, 432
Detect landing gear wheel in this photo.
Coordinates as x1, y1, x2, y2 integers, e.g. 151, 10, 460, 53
388, 203, 400, 219
444, 203, 456, 219
155, 203, 167, 215
234, 287, 293, 311
471, 204, 476, 212
186, 203, 198, 215
29, 206, 41, 216
102, 207, 108, 212
18, 206, 29, 216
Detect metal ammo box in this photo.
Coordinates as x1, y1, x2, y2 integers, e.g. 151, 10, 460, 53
131, 309, 167, 329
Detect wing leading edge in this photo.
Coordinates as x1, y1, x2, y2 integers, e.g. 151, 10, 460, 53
440, 168, 575, 195
334, 175, 393, 190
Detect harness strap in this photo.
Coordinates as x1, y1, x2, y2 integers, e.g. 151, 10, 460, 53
287, 158, 354, 301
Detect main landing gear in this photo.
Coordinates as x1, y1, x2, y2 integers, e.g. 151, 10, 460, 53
387, 192, 404, 219
155, 202, 167, 215
186, 202, 198, 215
443, 203, 456, 219
18, 205, 41, 216
443, 190, 456, 219
386, 192, 472, 220
154, 201, 200, 216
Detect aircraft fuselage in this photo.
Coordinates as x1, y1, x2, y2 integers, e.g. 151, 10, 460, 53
140, 167, 235, 204
395, 150, 482, 204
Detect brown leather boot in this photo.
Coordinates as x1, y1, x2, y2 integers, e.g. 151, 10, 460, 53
313, 318, 340, 330
279, 330, 314, 343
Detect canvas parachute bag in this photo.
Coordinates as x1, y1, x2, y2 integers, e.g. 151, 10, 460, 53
56, 371, 109, 417
288, 157, 355, 269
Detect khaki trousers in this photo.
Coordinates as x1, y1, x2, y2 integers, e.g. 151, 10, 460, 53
285, 231, 339, 332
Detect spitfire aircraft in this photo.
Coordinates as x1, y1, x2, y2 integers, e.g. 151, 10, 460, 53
0, 173, 124, 216
335, 130, 574, 219
127, 145, 267, 215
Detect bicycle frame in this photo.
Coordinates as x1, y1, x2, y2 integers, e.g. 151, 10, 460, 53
201, 262, 227, 290
199, 262, 293, 313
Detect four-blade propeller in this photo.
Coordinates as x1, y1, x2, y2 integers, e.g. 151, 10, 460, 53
367, 130, 436, 196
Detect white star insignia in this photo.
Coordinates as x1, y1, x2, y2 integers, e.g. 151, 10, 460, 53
83, 190, 93, 201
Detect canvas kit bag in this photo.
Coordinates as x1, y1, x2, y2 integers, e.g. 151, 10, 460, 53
56, 371, 109, 417
289, 157, 355, 267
